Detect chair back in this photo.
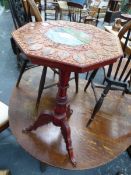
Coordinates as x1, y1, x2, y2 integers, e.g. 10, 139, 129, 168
44, 0, 59, 21
9, 0, 42, 29
67, 0, 86, 22
107, 21, 131, 88
118, 20, 131, 53
26, 0, 42, 22
9, 0, 29, 29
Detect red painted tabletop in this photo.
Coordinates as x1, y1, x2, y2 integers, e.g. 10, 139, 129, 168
12, 21, 123, 72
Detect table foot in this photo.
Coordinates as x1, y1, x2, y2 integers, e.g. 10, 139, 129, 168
61, 118, 76, 167
22, 111, 53, 133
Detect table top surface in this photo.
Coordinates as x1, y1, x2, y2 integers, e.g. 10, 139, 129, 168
12, 21, 123, 72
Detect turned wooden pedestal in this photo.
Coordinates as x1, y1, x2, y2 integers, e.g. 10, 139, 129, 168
9, 67, 131, 170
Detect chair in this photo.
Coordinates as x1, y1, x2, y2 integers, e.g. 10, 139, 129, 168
67, 0, 86, 22
9, 0, 33, 67
0, 101, 9, 132
57, 0, 69, 20
83, 10, 97, 25
9, 0, 46, 106
9, 0, 27, 65
84, 20, 131, 126
104, 0, 121, 24
25, 0, 43, 21
9, 0, 42, 87
44, 0, 59, 21
84, 0, 108, 26
58, 0, 87, 22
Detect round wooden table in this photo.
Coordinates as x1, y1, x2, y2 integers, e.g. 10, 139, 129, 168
9, 67, 131, 170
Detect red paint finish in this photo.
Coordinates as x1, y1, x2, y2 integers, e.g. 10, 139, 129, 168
24, 70, 76, 166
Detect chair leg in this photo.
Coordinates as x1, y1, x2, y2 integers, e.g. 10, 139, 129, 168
10, 37, 18, 55
85, 72, 89, 80
52, 68, 59, 76
86, 82, 111, 127
84, 69, 98, 92
74, 72, 78, 93
91, 81, 98, 102
16, 59, 28, 87
60, 9, 62, 20
102, 67, 106, 84
36, 66, 47, 108
69, 11, 72, 21
55, 8, 59, 20
129, 75, 131, 87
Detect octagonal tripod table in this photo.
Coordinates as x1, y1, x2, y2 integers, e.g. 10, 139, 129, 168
11, 21, 123, 166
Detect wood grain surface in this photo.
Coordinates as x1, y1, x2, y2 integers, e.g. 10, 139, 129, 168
9, 66, 131, 170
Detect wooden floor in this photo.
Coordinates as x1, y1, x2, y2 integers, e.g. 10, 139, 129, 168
9, 67, 131, 170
